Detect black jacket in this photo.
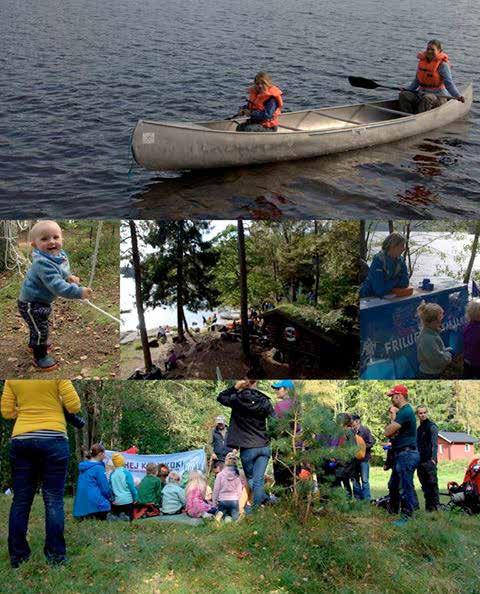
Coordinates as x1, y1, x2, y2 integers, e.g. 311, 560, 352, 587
211, 426, 232, 461
217, 386, 274, 449
417, 419, 439, 463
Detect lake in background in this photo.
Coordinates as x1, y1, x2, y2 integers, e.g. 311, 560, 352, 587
369, 231, 477, 286
1, 0, 479, 219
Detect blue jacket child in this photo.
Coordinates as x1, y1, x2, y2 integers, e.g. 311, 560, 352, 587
73, 460, 112, 518
18, 247, 90, 369
20, 248, 85, 303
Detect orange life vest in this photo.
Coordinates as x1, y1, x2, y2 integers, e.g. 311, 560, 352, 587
416, 51, 449, 91
247, 85, 283, 128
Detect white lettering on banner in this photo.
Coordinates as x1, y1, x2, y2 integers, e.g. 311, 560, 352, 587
384, 332, 419, 355
105, 449, 207, 482
443, 317, 465, 331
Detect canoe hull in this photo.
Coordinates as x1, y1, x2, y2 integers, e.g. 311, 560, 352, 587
132, 85, 472, 171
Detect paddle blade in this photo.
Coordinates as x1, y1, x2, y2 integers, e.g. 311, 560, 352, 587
348, 76, 380, 90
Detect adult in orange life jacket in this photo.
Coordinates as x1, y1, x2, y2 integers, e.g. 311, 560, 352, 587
399, 40, 465, 114
236, 71, 283, 132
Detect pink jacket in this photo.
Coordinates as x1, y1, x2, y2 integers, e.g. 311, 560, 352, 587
212, 467, 243, 506
185, 486, 213, 518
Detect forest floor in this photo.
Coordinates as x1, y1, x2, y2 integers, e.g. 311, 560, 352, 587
0, 231, 120, 379
1, 463, 479, 594
120, 329, 352, 380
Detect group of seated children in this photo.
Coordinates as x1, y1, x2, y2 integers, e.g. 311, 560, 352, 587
73, 445, 248, 523
416, 299, 480, 379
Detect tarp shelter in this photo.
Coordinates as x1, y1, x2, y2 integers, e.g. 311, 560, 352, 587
105, 448, 207, 482
360, 279, 468, 379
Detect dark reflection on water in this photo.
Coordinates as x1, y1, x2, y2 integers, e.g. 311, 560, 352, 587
0, 0, 479, 219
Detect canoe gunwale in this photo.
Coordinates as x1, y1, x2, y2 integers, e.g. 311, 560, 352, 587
136, 83, 472, 137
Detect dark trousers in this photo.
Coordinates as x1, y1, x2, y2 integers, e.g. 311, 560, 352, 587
417, 460, 440, 511
8, 437, 69, 566
388, 448, 420, 517
218, 500, 239, 520
18, 300, 52, 358
111, 503, 134, 520
463, 361, 480, 379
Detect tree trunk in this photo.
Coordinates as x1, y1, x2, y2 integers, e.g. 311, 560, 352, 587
359, 220, 367, 261
388, 221, 394, 234
314, 221, 320, 305
176, 222, 186, 342
129, 220, 153, 371
404, 222, 413, 278
237, 219, 250, 359
463, 222, 480, 284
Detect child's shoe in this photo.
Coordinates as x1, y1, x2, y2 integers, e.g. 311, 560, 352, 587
201, 512, 214, 520
214, 511, 224, 522
224, 516, 233, 523
33, 355, 58, 371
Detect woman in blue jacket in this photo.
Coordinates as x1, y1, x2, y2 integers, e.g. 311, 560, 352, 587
73, 444, 112, 520
360, 233, 409, 298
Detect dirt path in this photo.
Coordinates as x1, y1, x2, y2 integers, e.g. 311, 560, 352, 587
121, 329, 294, 379
0, 274, 120, 379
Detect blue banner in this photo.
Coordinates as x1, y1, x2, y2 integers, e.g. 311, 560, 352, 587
360, 281, 468, 379
105, 448, 207, 482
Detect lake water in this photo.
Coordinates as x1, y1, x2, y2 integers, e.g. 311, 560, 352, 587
1, 0, 479, 219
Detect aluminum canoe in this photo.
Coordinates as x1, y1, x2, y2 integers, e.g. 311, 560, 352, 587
132, 83, 472, 171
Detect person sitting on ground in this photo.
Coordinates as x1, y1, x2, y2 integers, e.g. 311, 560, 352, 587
185, 470, 216, 519
360, 233, 409, 298
161, 471, 186, 515
236, 71, 283, 132
213, 451, 243, 522
157, 464, 170, 488
165, 349, 178, 372
416, 301, 452, 379
73, 443, 112, 521
109, 453, 137, 521
399, 40, 465, 114
136, 463, 162, 509
18, 220, 93, 370
463, 299, 480, 379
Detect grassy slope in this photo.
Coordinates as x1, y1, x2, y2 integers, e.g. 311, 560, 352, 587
1, 462, 479, 594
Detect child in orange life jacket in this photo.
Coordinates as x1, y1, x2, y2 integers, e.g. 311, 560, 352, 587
18, 220, 93, 371
236, 71, 283, 132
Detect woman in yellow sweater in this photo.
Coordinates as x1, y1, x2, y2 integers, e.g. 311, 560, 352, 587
1, 379, 81, 568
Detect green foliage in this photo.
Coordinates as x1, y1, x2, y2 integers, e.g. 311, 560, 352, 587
277, 304, 351, 334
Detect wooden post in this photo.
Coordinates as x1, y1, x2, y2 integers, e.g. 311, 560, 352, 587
463, 222, 480, 284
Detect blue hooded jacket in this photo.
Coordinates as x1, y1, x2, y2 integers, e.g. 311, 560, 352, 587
73, 460, 112, 518
360, 251, 409, 298
19, 248, 84, 304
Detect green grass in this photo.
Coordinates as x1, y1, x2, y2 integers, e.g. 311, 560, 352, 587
1, 478, 479, 594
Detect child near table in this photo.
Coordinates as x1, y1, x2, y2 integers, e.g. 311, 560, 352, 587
416, 301, 452, 379
18, 220, 92, 370
463, 299, 480, 379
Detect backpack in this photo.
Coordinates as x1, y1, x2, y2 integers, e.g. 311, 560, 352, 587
355, 434, 367, 460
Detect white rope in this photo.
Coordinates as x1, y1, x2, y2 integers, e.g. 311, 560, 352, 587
87, 221, 103, 288
83, 299, 121, 323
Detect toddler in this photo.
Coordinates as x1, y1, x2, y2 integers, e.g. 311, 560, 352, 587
161, 471, 186, 515
185, 470, 216, 519
463, 300, 480, 379
416, 301, 452, 379
18, 220, 92, 370
213, 451, 243, 522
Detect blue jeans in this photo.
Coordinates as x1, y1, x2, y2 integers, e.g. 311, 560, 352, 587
353, 461, 371, 500
388, 448, 420, 517
218, 500, 239, 520
9, 437, 70, 566
240, 446, 271, 507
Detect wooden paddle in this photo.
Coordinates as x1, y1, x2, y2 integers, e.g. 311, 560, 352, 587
348, 76, 402, 92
